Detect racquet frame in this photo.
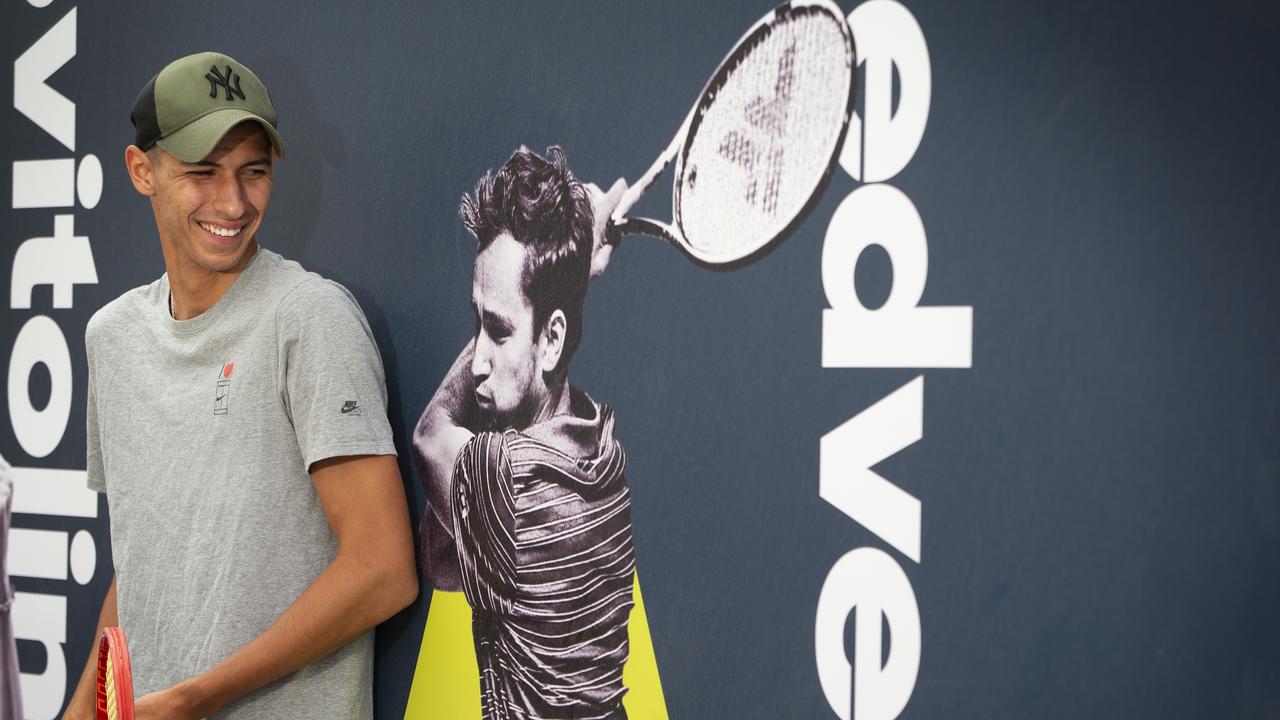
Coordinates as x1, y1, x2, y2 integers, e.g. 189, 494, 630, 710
96, 626, 135, 720
609, 0, 857, 268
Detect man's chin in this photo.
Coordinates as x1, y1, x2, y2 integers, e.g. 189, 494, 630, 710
196, 237, 255, 272
487, 410, 529, 433
477, 399, 533, 432
479, 412, 502, 433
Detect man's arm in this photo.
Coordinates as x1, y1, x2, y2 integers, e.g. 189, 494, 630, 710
412, 340, 480, 591
61, 576, 118, 720
586, 178, 630, 279
135, 453, 417, 720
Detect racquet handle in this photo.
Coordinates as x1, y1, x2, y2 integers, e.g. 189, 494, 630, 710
606, 102, 699, 244
605, 165, 670, 246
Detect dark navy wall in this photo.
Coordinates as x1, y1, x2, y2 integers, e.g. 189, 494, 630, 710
3, 1, 1277, 717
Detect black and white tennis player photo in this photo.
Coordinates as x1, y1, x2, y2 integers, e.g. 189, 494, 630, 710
412, 146, 638, 719
410, 2, 855, 717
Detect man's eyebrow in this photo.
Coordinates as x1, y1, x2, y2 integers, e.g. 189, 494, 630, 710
482, 308, 514, 330
185, 156, 271, 169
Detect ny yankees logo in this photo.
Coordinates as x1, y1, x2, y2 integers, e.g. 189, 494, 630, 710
206, 64, 246, 101
717, 43, 797, 216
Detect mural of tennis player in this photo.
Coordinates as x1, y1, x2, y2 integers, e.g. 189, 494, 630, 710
413, 145, 637, 719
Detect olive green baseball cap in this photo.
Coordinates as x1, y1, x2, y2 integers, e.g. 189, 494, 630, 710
130, 51, 285, 163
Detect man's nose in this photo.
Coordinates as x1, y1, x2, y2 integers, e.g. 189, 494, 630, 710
213, 175, 249, 218
471, 337, 491, 382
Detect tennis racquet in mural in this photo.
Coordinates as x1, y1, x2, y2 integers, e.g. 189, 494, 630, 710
608, 0, 856, 267
95, 627, 135, 720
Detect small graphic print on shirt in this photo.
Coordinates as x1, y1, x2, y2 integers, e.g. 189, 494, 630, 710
340, 400, 363, 416
214, 361, 234, 415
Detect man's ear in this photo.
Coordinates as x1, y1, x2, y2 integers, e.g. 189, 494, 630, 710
124, 145, 159, 197
540, 309, 567, 374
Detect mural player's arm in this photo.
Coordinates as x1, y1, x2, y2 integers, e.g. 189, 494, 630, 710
413, 340, 481, 592
586, 179, 630, 279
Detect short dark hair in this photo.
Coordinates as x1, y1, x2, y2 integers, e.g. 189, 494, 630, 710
460, 146, 593, 372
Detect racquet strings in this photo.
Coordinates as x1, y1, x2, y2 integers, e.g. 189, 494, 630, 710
679, 7, 852, 260
105, 652, 119, 720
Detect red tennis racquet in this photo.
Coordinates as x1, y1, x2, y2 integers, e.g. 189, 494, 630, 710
95, 626, 135, 720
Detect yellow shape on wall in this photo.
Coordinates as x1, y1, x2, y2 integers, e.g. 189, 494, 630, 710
404, 589, 478, 718
622, 577, 670, 719
404, 574, 668, 719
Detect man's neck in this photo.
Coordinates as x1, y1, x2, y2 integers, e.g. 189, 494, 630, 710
530, 375, 573, 427
164, 241, 258, 321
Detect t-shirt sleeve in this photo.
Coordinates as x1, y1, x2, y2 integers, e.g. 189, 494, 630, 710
276, 278, 396, 469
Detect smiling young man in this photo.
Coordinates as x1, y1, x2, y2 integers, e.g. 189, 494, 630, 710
62, 52, 417, 720
413, 147, 635, 719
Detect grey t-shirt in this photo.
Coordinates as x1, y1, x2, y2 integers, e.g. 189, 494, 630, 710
85, 248, 395, 719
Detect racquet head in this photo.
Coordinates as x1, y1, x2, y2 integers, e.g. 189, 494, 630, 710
617, 0, 856, 267
95, 626, 135, 720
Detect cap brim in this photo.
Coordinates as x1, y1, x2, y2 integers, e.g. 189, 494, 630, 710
155, 109, 285, 163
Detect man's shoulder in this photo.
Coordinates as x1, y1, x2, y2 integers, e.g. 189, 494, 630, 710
85, 278, 163, 348
259, 250, 365, 327
461, 430, 517, 472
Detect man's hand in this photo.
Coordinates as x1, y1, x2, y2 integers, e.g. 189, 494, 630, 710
64, 671, 202, 720
135, 685, 201, 720
585, 178, 631, 279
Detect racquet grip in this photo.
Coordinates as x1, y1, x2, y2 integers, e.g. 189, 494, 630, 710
608, 105, 694, 230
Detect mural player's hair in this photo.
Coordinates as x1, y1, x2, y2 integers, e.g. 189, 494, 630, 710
460, 145, 593, 372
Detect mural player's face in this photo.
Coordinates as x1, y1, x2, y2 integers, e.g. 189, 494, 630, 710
148, 123, 273, 276
471, 234, 546, 430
